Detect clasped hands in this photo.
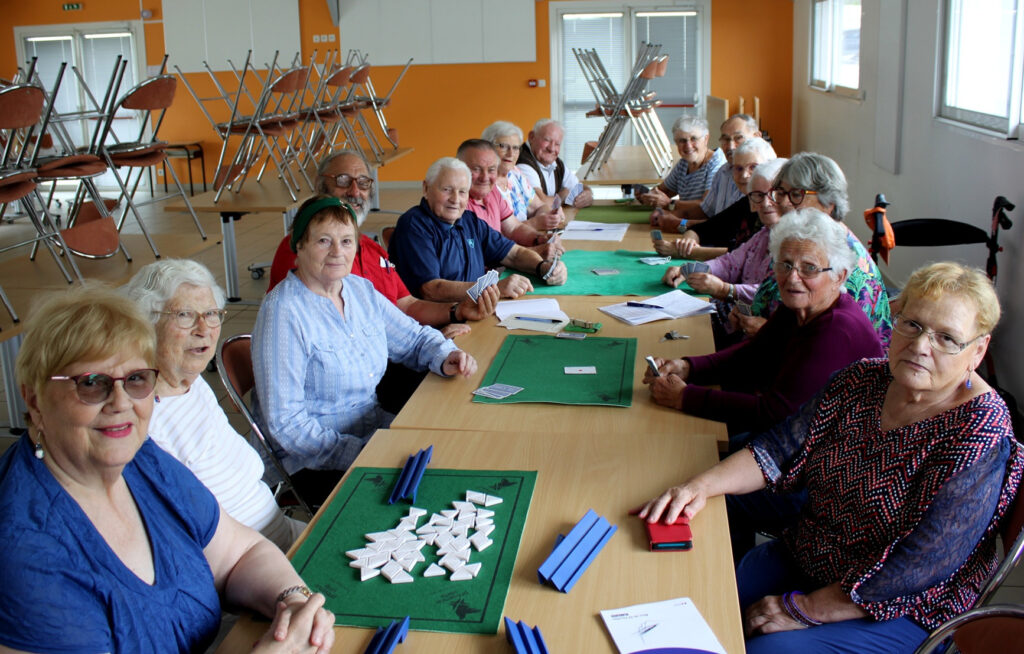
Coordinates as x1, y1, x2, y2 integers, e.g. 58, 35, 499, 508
642, 356, 690, 409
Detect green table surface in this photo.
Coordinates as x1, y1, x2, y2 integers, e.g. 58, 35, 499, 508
290, 467, 537, 634
473, 334, 637, 407
574, 202, 651, 223
508, 249, 697, 296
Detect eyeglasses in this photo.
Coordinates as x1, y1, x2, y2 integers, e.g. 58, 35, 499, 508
769, 187, 819, 206
892, 314, 981, 355
773, 261, 833, 279
720, 134, 745, 145
322, 173, 374, 191
49, 369, 159, 405
159, 309, 227, 329
748, 190, 771, 204
494, 143, 521, 152
674, 135, 703, 145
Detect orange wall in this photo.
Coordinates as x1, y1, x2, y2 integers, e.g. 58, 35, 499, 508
1, 0, 793, 183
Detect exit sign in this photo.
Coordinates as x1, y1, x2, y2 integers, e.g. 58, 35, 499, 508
62, 3, 82, 10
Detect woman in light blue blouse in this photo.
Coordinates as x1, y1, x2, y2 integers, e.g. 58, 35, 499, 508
252, 195, 477, 505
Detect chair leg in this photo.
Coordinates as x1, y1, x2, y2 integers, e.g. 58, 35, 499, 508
23, 194, 81, 284
163, 162, 208, 240
109, 166, 160, 258
0, 283, 18, 323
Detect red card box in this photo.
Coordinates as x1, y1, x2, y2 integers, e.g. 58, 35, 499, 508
645, 516, 693, 551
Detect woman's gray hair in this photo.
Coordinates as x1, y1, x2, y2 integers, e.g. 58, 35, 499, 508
733, 137, 776, 162
776, 152, 849, 221
768, 208, 856, 281
748, 157, 787, 193
424, 156, 471, 187
671, 115, 709, 137
481, 121, 523, 144
120, 259, 227, 323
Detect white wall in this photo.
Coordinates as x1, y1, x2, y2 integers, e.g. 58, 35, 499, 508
791, 0, 1024, 404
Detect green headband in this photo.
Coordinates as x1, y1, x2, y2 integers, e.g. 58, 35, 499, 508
289, 196, 359, 252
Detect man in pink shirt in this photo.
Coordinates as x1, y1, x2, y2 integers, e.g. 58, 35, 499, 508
457, 139, 564, 257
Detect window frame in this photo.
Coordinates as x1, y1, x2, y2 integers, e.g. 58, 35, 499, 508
808, 0, 863, 99
937, 0, 1024, 139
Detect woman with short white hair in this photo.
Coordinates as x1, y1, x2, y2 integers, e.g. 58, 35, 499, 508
122, 259, 306, 551
640, 115, 726, 208
644, 208, 884, 436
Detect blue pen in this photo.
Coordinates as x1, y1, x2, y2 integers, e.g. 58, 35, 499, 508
626, 302, 664, 309
513, 316, 563, 323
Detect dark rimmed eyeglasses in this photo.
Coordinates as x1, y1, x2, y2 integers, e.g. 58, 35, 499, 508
748, 190, 771, 204
892, 314, 981, 355
773, 261, 833, 279
769, 187, 819, 206
159, 309, 227, 329
322, 173, 374, 191
494, 143, 521, 152
49, 369, 159, 405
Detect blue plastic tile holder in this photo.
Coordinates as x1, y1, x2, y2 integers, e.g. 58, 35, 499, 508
387, 446, 433, 504
504, 617, 550, 653
536, 509, 617, 593
363, 616, 409, 653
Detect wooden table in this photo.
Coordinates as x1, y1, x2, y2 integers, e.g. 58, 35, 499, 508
577, 145, 675, 186
215, 427, 744, 653
390, 295, 724, 443
167, 148, 412, 302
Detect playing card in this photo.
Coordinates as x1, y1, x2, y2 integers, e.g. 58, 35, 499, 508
639, 256, 671, 265
689, 262, 710, 273
564, 366, 597, 375
592, 268, 620, 275
488, 384, 524, 395
651, 229, 663, 241
736, 302, 753, 316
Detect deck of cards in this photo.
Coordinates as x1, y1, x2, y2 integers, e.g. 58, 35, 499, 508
468, 270, 500, 301
680, 262, 710, 275
639, 256, 671, 266
736, 302, 753, 316
473, 383, 524, 399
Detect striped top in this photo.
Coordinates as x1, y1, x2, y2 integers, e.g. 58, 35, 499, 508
662, 147, 726, 201
148, 376, 298, 550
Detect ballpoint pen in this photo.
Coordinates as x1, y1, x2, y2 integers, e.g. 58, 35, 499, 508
513, 316, 563, 323
626, 302, 664, 309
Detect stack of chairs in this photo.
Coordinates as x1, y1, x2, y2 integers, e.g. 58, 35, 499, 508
347, 49, 414, 153
574, 44, 674, 177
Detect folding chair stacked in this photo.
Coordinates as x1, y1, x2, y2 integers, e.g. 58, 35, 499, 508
575, 44, 674, 178
0, 79, 83, 322
348, 50, 414, 152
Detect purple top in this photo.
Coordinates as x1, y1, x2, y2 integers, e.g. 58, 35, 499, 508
706, 226, 772, 303
680, 293, 884, 432
750, 359, 1023, 629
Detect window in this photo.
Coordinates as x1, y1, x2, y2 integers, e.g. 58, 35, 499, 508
939, 0, 1024, 137
810, 0, 861, 95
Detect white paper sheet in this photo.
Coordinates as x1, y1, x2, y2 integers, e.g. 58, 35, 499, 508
598, 290, 715, 325
561, 220, 630, 242
495, 298, 565, 322
600, 597, 726, 654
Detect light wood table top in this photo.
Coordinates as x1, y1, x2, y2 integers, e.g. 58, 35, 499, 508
577, 145, 675, 186
215, 427, 744, 653
390, 295, 724, 442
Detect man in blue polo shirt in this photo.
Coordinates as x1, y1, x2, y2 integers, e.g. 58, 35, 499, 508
389, 157, 568, 302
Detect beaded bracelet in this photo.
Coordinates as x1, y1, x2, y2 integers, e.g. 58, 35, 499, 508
782, 590, 823, 627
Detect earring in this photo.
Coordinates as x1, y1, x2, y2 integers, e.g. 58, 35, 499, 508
965, 373, 973, 390
33, 441, 44, 460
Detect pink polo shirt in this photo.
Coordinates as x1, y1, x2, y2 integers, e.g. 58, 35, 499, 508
467, 185, 514, 233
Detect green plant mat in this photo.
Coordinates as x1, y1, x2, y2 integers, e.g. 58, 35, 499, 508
506, 249, 697, 296
575, 202, 652, 223
473, 334, 636, 407
290, 466, 537, 634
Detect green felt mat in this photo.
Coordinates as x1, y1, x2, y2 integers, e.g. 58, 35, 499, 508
473, 334, 636, 407
575, 202, 652, 223
291, 467, 536, 634
507, 249, 696, 296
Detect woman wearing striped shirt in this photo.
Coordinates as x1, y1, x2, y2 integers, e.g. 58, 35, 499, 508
640, 115, 726, 208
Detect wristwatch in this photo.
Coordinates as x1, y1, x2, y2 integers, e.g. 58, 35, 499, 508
449, 303, 466, 323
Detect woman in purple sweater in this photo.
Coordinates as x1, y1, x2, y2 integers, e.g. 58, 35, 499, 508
644, 208, 884, 436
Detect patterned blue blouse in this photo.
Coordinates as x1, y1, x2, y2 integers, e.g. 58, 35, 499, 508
749, 359, 1024, 630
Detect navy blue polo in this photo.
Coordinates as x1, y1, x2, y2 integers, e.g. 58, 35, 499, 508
388, 198, 516, 297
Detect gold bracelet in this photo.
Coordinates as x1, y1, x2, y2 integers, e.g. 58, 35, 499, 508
275, 585, 312, 604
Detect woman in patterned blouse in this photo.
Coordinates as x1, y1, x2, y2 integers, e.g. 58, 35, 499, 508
481, 121, 563, 231
639, 261, 1023, 653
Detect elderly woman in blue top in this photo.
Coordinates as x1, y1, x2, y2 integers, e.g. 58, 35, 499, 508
253, 195, 477, 505
0, 287, 334, 653
639, 262, 1023, 653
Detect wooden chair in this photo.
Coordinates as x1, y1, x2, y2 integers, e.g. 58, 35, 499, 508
216, 334, 312, 515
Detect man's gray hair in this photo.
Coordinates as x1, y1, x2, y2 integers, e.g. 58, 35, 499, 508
531, 118, 564, 135
424, 157, 471, 187
776, 152, 849, 221
481, 121, 523, 143
732, 137, 776, 162
120, 259, 227, 322
768, 208, 856, 281
671, 116, 709, 137
315, 149, 370, 194
723, 113, 759, 132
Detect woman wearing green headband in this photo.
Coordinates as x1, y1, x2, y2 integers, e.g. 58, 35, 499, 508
252, 195, 478, 504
